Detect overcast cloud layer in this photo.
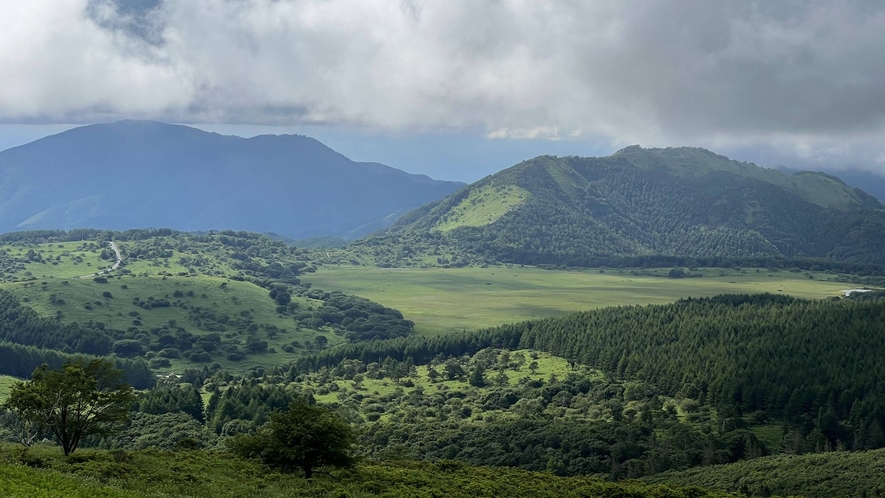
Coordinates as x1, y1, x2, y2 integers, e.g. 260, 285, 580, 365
2, 0, 885, 170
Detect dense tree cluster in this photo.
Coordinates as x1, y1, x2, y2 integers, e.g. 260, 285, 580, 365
0, 291, 113, 355
0, 342, 154, 389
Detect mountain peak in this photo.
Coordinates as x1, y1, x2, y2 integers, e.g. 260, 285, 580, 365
383, 148, 885, 267
0, 122, 462, 239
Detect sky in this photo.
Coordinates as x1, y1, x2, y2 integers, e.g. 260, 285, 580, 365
2, 0, 885, 182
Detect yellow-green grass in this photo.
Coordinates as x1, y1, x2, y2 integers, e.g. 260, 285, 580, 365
120, 248, 237, 278
434, 185, 529, 232
749, 423, 785, 450
0, 375, 20, 403
0, 240, 240, 282
0, 275, 342, 372
302, 266, 857, 335
2, 241, 110, 279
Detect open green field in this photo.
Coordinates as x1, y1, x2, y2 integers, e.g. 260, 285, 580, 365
1, 241, 111, 280
302, 265, 858, 335
0, 375, 19, 403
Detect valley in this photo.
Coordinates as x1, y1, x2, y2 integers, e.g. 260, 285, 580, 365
302, 265, 852, 335
5, 3, 885, 495
1, 147, 885, 497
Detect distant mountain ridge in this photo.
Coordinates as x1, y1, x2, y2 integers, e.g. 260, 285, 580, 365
377, 146, 885, 266
0, 121, 464, 239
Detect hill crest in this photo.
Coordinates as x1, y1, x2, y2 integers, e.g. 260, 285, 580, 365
378, 146, 885, 266
0, 121, 464, 239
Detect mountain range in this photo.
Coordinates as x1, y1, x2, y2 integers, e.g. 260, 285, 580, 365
379, 146, 885, 266
0, 121, 464, 239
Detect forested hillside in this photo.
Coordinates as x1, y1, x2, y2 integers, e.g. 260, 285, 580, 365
362, 146, 885, 267
0, 121, 463, 239
288, 294, 885, 458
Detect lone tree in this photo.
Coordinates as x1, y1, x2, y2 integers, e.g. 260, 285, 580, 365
228, 399, 356, 478
2, 359, 135, 456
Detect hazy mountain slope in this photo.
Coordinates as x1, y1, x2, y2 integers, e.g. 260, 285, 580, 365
0, 121, 463, 239
798, 168, 885, 203
380, 146, 885, 266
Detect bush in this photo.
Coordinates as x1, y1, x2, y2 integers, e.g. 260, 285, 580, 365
227, 399, 355, 478
112, 340, 144, 357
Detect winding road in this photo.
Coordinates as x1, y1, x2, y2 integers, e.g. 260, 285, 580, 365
74, 241, 122, 279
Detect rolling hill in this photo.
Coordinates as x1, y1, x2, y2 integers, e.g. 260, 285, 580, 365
367, 146, 885, 267
0, 121, 463, 239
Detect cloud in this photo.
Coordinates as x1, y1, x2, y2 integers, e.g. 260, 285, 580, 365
3, 1, 885, 169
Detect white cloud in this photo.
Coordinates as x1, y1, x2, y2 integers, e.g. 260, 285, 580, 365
3, 1, 885, 169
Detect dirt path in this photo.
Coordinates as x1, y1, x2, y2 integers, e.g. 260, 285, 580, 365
74, 241, 122, 279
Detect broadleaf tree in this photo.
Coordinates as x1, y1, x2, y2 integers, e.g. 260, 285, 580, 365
2, 359, 135, 455
228, 399, 356, 478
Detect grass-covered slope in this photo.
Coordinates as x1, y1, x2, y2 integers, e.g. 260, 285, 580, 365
365, 146, 885, 267
0, 229, 415, 376
643, 448, 885, 497
0, 444, 731, 498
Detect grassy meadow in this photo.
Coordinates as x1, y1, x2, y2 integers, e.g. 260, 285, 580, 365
302, 266, 854, 334
1, 240, 236, 281
302, 265, 858, 335
0, 375, 19, 403
1, 241, 111, 280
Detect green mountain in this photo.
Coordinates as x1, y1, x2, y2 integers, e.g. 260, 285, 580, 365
0, 121, 463, 239
374, 146, 885, 266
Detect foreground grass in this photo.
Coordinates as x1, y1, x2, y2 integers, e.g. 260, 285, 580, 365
0, 444, 732, 498
301, 266, 854, 335
643, 448, 885, 497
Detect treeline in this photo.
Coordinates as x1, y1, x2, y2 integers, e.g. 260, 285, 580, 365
0, 341, 153, 389
0, 290, 113, 355
285, 294, 885, 452
0, 228, 115, 244
364, 417, 763, 479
